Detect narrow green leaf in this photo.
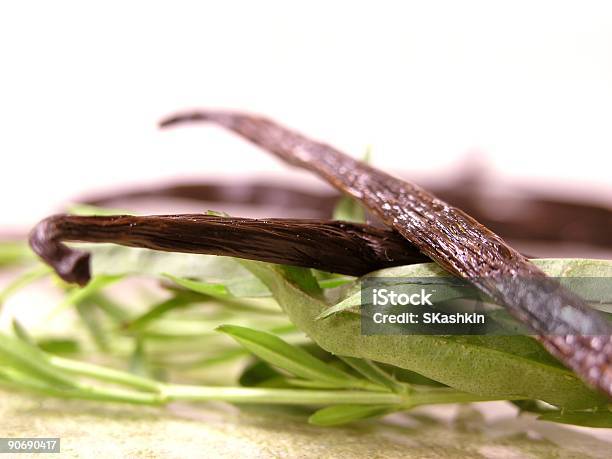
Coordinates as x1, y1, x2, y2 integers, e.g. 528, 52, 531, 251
339, 356, 407, 393
68, 203, 134, 216
137, 319, 229, 339
76, 301, 109, 351
0, 333, 77, 389
276, 266, 322, 296
37, 338, 80, 355
538, 410, 612, 428
285, 379, 359, 389
54, 274, 123, 316
204, 210, 230, 217
89, 292, 131, 322
217, 324, 360, 387
124, 294, 197, 331
316, 292, 360, 320
332, 197, 366, 223
0, 368, 161, 405
317, 276, 354, 289
381, 365, 445, 387
309, 404, 397, 426
163, 274, 229, 297
48, 355, 161, 393
239, 360, 283, 387
11, 319, 34, 345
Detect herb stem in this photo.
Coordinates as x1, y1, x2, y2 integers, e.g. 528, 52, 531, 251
0, 373, 508, 408
1, 342, 518, 408
162, 386, 403, 405
49, 356, 163, 393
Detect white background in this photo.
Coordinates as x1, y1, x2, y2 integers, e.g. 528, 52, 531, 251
1, 1, 611, 230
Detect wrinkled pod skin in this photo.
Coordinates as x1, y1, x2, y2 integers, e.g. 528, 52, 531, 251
159, 110, 612, 398
28, 213, 429, 283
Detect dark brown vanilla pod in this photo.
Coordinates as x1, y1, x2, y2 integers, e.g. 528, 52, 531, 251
29, 217, 92, 286
160, 110, 612, 398
435, 189, 612, 249
83, 182, 339, 217
28, 214, 429, 284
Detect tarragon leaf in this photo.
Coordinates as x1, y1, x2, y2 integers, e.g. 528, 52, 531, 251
338, 356, 407, 394
238, 260, 606, 409
0, 332, 77, 389
163, 274, 229, 298
309, 404, 397, 426
217, 325, 363, 387
56, 274, 123, 315
538, 410, 612, 428
333, 197, 366, 223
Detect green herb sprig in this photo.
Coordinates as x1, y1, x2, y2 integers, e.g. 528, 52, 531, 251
1, 212, 611, 427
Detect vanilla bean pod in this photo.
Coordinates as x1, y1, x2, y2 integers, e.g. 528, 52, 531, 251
84, 182, 339, 217
28, 214, 428, 285
160, 110, 612, 397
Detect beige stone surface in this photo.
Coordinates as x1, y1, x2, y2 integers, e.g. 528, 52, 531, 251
2, 390, 611, 458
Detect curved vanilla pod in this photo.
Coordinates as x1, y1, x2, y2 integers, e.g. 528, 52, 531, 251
160, 110, 612, 398
28, 214, 428, 285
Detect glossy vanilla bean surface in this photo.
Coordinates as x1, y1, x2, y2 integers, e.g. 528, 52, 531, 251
28, 214, 428, 285
160, 110, 612, 398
